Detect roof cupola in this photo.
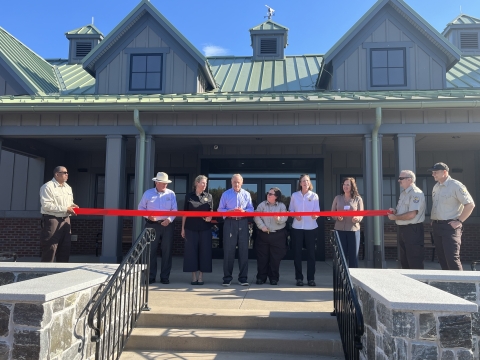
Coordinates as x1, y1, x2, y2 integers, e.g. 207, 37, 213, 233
443, 14, 480, 55
249, 20, 288, 61
65, 24, 104, 64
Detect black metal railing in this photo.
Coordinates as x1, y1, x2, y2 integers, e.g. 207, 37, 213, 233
330, 230, 364, 360
88, 228, 155, 360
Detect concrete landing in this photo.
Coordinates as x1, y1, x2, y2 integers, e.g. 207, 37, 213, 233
147, 258, 334, 313
120, 351, 344, 360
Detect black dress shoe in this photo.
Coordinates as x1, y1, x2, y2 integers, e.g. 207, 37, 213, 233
308, 280, 316, 286
191, 281, 198, 285
160, 279, 170, 284
256, 279, 265, 285
296, 279, 304, 286
270, 280, 278, 285
149, 278, 156, 284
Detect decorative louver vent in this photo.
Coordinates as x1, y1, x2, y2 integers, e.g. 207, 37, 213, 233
260, 38, 277, 54
460, 32, 479, 49
76, 42, 92, 57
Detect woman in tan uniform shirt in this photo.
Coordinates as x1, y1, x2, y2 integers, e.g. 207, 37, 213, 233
331, 177, 363, 268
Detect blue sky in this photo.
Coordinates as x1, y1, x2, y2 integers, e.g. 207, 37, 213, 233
1, 0, 478, 59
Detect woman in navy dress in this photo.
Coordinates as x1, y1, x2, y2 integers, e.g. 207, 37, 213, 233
181, 175, 213, 285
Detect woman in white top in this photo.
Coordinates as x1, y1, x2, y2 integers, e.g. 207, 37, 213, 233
289, 174, 320, 286
331, 177, 363, 268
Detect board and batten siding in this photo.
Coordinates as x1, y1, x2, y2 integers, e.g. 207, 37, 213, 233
96, 25, 196, 95
0, 69, 24, 96
333, 17, 445, 91
0, 151, 44, 212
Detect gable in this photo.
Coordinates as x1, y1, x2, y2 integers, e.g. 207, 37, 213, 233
83, 0, 215, 94
0, 59, 30, 95
320, 4, 453, 91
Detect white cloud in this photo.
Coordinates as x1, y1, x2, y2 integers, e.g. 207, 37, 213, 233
202, 44, 229, 57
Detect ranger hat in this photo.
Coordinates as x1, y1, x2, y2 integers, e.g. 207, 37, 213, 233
428, 162, 449, 172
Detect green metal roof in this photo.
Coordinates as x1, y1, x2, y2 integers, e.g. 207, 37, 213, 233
447, 56, 480, 88
1, 90, 480, 114
448, 14, 480, 26
249, 20, 289, 31
53, 62, 95, 95
65, 24, 104, 36
0, 27, 59, 95
208, 56, 323, 92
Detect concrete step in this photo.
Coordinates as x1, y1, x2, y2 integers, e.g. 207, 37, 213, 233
124, 327, 343, 356
121, 350, 344, 360
137, 309, 338, 332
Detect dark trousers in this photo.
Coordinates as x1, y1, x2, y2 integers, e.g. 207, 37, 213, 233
256, 229, 287, 282
223, 218, 249, 282
432, 222, 463, 270
183, 228, 212, 272
145, 222, 174, 281
337, 230, 359, 268
398, 223, 424, 269
291, 228, 316, 281
40, 215, 71, 262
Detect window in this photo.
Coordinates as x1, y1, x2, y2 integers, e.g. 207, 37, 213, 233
129, 54, 163, 91
416, 176, 436, 216
169, 175, 188, 211
260, 38, 277, 55
75, 42, 92, 58
370, 48, 406, 87
460, 32, 479, 50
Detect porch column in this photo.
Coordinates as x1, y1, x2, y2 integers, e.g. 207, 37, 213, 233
394, 134, 416, 199
133, 135, 156, 239
100, 135, 127, 263
362, 134, 384, 268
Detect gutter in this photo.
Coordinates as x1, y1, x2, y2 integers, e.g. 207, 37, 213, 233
133, 109, 145, 239
372, 107, 383, 269
0, 100, 479, 112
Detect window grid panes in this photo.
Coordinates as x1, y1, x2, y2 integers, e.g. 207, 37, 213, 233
371, 48, 406, 87
95, 174, 105, 208
169, 175, 188, 211
129, 54, 163, 91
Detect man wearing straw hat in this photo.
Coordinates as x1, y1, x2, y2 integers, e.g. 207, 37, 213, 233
138, 172, 178, 284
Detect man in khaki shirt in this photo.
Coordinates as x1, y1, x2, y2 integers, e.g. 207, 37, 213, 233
429, 162, 475, 270
388, 170, 426, 269
40, 166, 78, 262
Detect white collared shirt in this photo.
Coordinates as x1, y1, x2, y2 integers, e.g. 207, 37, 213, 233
138, 187, 177, 222
289, 190, 320, 230
40, 178, 74, 217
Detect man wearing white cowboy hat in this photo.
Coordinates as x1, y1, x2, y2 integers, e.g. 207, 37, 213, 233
138, 172, 178, 284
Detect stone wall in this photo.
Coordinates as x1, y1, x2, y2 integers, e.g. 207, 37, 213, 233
356, 285, 474, 360
0, 287, 99, 360
0, 264, 117, 360
350, 269, 478, 360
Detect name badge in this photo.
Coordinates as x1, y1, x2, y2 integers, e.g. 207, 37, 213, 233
204, 198, 208, 202
344, 205, 350, 210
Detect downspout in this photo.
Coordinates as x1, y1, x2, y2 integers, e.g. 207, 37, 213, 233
133, 109, 145, 239
372, 107, 383, 268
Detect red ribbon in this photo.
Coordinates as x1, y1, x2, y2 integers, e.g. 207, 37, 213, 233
74, 208, 391, 217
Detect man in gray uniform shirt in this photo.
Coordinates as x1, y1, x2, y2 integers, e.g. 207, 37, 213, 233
429, 162, 475, 270
388, 170, 426, 269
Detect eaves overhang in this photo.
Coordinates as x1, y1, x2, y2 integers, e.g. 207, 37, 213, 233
1, 90, 479, 112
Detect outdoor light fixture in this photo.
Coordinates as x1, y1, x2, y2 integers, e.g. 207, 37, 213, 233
213, 145, 219, 150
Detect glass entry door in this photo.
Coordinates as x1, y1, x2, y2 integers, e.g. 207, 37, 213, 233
208, 175, 323, 261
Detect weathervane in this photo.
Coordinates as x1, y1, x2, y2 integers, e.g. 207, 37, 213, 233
265, 5, 275, 20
